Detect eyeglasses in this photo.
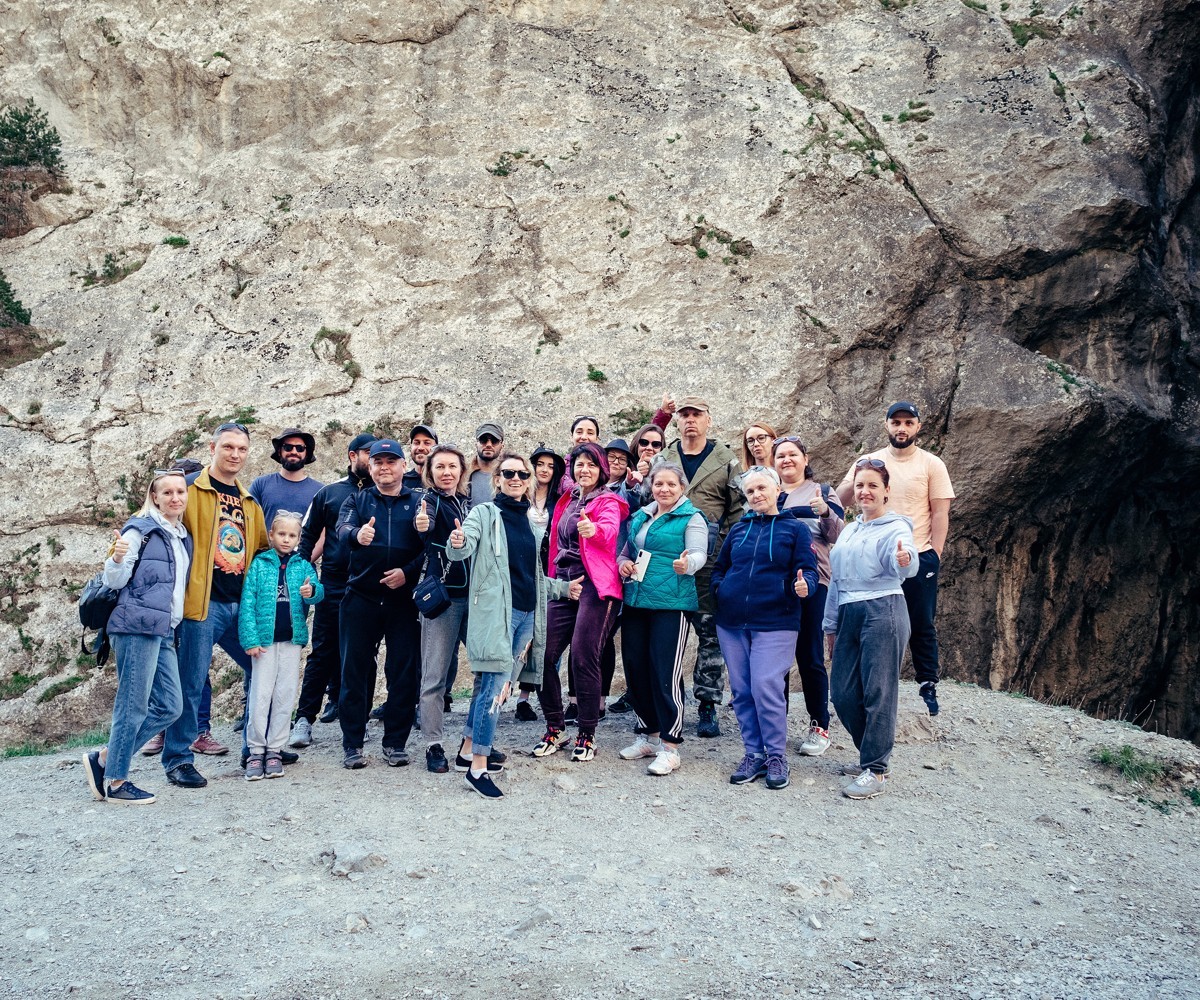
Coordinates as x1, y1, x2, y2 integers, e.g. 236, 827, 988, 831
637, 438, 664, 450
745, 434, 771, 444
855, 458, 887, 470
478, 435, 501, 445
280, 443, 307, 453
500, 469, 531, 481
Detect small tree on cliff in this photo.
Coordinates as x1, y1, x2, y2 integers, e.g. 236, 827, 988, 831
0, 268, 31, 327
0, 99, 64, 174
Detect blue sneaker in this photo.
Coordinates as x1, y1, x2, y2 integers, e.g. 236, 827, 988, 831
83, 750, 105, 801
106, 781, 156, 805
729, 753, 767, 785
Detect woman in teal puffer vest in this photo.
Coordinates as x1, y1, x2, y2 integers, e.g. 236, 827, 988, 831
615, 463, 709, 777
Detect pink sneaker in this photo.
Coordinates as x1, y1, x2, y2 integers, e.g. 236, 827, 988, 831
190, 730, 229, 756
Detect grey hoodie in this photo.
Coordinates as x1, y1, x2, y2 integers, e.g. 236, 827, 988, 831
822, 510, 919, 633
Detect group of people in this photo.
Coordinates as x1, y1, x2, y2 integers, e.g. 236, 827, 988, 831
82, 394, 954, 804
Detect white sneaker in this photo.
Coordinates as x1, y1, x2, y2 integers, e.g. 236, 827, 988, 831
843, 769, 888, 799
798, 723, 830, 757
646, 748, 681, 776
288, 718, 313, 749
619, 735, 661, 760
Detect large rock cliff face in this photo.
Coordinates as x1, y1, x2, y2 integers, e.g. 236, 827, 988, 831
0, 0, 1197, 743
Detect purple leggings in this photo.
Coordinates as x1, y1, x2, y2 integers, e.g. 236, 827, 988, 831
717, 626, 799, 758
539, 578, 618, 734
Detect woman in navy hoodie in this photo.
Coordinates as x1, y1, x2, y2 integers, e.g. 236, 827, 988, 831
711, 467, 818, 791
823, 458, 918, 800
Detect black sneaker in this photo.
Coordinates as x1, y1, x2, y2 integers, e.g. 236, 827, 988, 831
565, 702, 578, 722
369, 704, 385, 721
920, 682, 940, 716
464, 768, 503, 798
318, 701, 339, 724
697, 701, 720, 738
165, 763, 208, 788
608, 693, 633, 714
106, 780, 156, 805
382, 746, 410, 767
233, 716, 245, 733
515, 700, 538, 722
455, 740, 504, 772
343, 747, 367, 769
83, 750, 105, 802
443, 694, 453, 713
426, 744, 449, 773
280, 749, 299, 765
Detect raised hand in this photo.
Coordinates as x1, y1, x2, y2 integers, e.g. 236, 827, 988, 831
568, 576, 585, 600
358, 516, 376, 545
449, 518, 465, 549
672, 550, 689, 575
896, 538, 911, 569
661, 393, 677, 415
794, 568, 809, 598
811, 490, 828, 517
300, 576, 314, 599
414, 499, 431, 533
636, 458, 651, 476
111, 529, 130, 563
577, 511, 596, 538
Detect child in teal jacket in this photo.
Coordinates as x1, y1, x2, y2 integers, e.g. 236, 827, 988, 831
237, 511, 323, 780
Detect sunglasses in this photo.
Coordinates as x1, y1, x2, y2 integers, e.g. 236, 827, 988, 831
478, 435, 502, 445
773, 435, 805, 448
214, 421, 249, 436
637, 438, 664, 450
855, 458, 887, 470
500, 469, 532, 481
280, 443, 307, 453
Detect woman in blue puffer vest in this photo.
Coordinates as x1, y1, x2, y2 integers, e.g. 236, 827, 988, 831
616, 462, 709, 777
83, 471, 193, 806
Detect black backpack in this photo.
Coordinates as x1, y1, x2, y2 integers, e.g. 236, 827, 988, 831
78, 572, 120, 631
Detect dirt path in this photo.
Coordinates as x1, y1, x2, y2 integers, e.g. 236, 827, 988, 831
3, 681, 1199, 1000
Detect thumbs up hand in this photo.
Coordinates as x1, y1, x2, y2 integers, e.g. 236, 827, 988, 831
358, 516, 376, 546
577, 510, 596, 539
568, 576, 585, 600
111, 529, 130, 563
794, 568, 809, 598
300, 576, 314, 599
672, 550, 689, 575
896, 538, 911, 569
811, 490, 828, 517
414, 499, 431, 533
449, 518, 465, 549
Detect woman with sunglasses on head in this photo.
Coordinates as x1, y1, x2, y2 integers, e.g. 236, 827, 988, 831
446, 454, 560, 797
412, 444, 472, 774
711, 466, 818, 791
83, 471, 193, 805
740, 422, 778, 471
533, 442, 628, 762
774, 435, 845, 757
824, 458, 917, 799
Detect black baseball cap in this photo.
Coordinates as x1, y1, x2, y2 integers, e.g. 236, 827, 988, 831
886, 401, 921, 420
409, 424, 438, 443
348, 433, 377, 452
368, 439, 405, 459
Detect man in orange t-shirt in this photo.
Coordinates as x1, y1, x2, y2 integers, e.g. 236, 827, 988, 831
838, 401, 955, 715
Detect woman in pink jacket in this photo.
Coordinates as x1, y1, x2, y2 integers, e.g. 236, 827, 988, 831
533, 442, 629, 762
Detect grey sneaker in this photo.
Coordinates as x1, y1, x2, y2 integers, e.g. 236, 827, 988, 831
264, 753, 284, 778
843, 769, 888, 799
840, 762, 865, 776
765, 754, 790, 790
288, 718, 313, 748
730, 753, 767, 785
382, 746, 410, 767
798, 723, 831, 757
244, 754, 265, 781
343, 748, 367, 769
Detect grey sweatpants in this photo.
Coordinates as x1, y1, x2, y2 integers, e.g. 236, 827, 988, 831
246, 642, 303, 755
829, 594, 910, 774
419, 599, 468, 748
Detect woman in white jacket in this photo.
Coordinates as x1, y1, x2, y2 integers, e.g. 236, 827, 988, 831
824, 458, 918, 799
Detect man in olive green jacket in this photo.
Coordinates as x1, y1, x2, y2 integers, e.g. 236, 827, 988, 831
661, 397, 742, 737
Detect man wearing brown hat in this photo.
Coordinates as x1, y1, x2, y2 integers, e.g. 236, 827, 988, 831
250, 428, 326, 527
662, 397, 742, 738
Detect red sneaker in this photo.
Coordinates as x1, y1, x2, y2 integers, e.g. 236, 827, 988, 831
190, 730, 229, 756
140, 732, 165, 756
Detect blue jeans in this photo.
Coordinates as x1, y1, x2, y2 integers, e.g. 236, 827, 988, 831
166, 601, 251, 772
462, 609, 536, 758
107, 631, 183, 782
717, 626, 798, 758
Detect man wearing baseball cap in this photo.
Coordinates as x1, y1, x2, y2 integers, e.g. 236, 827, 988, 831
837, 401, 955, 715
403, 424, 439, 492
250, 428, 326, 528
290, 433, 376, 743
467, 421, 505, 504
662, 396, 743, 738
334, 439, 425, 768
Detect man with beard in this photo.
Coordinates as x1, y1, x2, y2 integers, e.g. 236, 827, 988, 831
403, 424, 438, 492
467, 421, 504, 504
837, 401, 955, 716
250, 428, 326, 527
661, 398, 743, 739
289, 433, 376, 744
335, 439, 425, 769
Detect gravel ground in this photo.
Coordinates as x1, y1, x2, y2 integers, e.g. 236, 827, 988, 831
3, 680, 1199, 1000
